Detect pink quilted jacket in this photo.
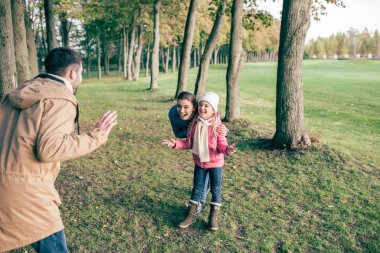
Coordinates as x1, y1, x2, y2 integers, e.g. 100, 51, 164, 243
174, 113, 230, 168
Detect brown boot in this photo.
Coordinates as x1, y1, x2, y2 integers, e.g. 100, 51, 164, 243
209, 204, 220, 231
178, 202, 198, 229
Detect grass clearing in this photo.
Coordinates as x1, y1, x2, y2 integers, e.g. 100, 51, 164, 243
13, 60, 379, 252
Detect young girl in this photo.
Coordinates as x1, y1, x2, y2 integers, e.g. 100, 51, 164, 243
163, 92, 236, 231
168, 91, 228, 215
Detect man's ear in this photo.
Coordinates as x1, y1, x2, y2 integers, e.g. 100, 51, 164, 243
68, 67, 76, 80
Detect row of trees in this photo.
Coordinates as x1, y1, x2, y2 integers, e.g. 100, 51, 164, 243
305, 28, 380, 59
0, 0, 345, 149
26, 1, 280, 76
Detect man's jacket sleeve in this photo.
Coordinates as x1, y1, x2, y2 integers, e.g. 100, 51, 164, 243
36, 99, 108, 162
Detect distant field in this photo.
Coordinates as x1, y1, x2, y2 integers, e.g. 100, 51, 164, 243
12, 60, 379, 252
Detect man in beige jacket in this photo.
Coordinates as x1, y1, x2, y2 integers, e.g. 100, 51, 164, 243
0, 48, 117, 252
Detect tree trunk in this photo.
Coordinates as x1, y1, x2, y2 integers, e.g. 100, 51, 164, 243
150, 0, 160, 90
160, 47, 165, 72
165, 47, 170, 74
39, 5, 47, 57
11, 0, 31, 84
145, 44, 150, 77
133, 24, 144, 81
0, 0, 17, 100
177, 43, 180, 70
24, 13, 39, 76
272, 0, 312, 149
59, 11, 69, 47
118, 33, 122, 72
103, 34, 109, 76
214, 45, 219, 64
194, 0, 226, 99
175, 0, 199, 98
97, 36, 101, 79
127, 13, 136, 81
193, 47, 197, 68
225, 0, 244, 122
197, 44, 203, 66
172, 44, 176, 72
87, 43, 91, 78
44, 0, 57, 51
141, 47, 145, 71
123, 26, 129, 79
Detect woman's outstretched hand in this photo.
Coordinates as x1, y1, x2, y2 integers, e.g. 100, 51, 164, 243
226, 143, 237, 155
217, 124, 228, 137
162, 138, 176, 148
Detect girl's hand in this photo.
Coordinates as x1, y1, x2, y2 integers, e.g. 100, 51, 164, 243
217, 124, 228, 136
162, 138, 176, 148
226, 143, 237, 155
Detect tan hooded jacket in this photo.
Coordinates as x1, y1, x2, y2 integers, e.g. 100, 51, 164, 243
0, 76, 108, 252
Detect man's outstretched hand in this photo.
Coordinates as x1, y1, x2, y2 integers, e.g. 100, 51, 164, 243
95, 111, 118, 136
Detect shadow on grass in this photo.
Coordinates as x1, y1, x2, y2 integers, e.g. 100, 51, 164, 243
99, 185, 200, 228
133, 195, 185, 227
234, 137, 273, 152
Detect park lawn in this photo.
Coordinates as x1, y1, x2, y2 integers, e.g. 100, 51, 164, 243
14, 60, 379, 252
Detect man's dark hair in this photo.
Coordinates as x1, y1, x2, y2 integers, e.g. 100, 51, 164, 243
44, 47, 82, 76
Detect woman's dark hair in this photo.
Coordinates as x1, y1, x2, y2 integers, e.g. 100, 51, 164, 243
44, 47, 82, 76
177, 91, 197, 107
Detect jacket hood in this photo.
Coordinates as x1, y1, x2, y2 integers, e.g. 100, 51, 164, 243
7, 76, 77, 109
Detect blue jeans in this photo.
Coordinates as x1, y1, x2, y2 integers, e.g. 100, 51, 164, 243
191, 165, 222, 205
31, 230, 69, 253
200, 174, 210, 204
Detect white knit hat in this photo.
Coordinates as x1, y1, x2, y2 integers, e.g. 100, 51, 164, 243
199, 92, 219, 112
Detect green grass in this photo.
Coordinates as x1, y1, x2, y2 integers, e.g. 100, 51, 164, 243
13, 60, 379, 252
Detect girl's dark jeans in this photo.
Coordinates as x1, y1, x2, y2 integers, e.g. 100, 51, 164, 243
191, 165, 222, 205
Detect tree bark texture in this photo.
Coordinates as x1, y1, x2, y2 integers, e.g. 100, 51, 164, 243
44, 0, 57, 51
225, 0, 244, 122
272, 0, 312, 149
11, 0, 31, 84
0, 0, 17, 100
133, 24, 144, 81
24, 13, 39, 76
194, 0, 226, 99
150, 0, 160, 90
175, 0, 199, 97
